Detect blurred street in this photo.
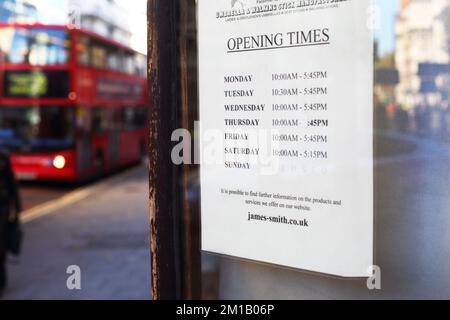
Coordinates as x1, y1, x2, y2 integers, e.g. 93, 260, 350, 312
20, 183, 76, 212
3, 165, 150, 300
2, 0, 450, 301
218, 128, 450, 299
374, 129, 450, 298
0, 126, 449, 299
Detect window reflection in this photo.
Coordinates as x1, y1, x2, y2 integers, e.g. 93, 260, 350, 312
77, 35, 146, 76
0, 27, 70, 65
374, 0, 450, 137
0, 106, 74, 150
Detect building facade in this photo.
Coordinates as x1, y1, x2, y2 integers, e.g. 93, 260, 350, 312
395, 0, 450, 109
0, 0, 38, 22
1, 0, 131, 46
69, 0, 131, 46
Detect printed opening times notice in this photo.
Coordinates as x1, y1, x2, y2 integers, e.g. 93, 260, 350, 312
223, 70, 330, 170
199, 0, 373, 277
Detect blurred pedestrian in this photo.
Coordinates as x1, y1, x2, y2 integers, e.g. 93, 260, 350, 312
0, 149, 22, 297
375, 102, 388, 129
394, 105, 410, 132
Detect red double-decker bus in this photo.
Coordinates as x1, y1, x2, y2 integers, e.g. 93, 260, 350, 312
0, 23, 148, 182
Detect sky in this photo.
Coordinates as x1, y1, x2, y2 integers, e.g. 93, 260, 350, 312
33, 0, 67, 24
373, 0, 400, 56
115, 0, 147, 54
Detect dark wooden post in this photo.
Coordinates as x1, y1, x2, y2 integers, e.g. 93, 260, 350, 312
147, 0, 201, 300
179, 0, 202, 300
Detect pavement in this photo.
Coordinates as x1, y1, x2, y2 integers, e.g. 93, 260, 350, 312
3, 165, 151, 300
19, 183, 75, 212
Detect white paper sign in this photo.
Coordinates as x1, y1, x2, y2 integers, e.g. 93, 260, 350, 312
199, 0, 373, 277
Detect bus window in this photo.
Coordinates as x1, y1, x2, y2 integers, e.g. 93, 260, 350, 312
135, 54, 146, 77
0, 27, 70, 65
74, 33, 147, 76
124, 53, 134, 75
92, 108, 105, 134
77, 35, 91, 66
121, 107, 147, 130
134, 107, 147, 128
76, 107, 91, 134
0, 106, 74, 152
123, 107, 135, 130
107, 52, 119, 71
107, 49, 126, 73
112, 108, 123, 131
92, 108, 114, 134
91, 45, 107, 69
